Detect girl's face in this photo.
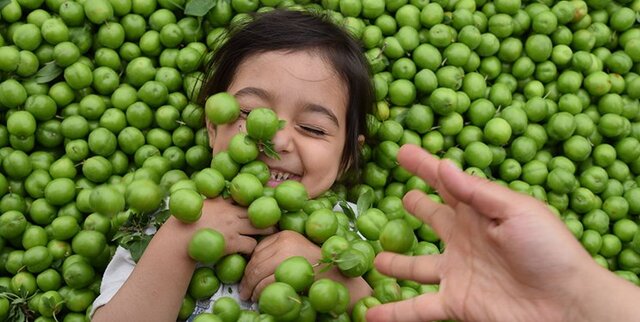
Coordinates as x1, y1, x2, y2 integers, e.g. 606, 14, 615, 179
207, 50, 349, 198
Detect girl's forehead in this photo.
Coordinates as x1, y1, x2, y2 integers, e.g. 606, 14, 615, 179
229, 50, 349, 108
235, 50, 343, 82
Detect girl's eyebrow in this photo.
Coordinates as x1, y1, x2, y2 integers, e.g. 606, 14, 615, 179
233, 87, 272, 101
304, 103, 340, 128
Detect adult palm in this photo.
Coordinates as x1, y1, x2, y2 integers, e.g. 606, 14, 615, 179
367, 144, 599, 322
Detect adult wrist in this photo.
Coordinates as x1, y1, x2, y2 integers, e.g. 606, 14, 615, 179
564, 263, 638, 322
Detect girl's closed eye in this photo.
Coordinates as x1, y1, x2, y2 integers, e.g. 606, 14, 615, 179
299, 124, 327, 136
239, 108, 251, 118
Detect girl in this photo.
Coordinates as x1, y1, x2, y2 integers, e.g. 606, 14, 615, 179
92, 9, 375, 321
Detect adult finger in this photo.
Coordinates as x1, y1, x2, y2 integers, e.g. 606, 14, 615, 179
403, 190, 454, 239
251, 274, 276, 302
233, 235, 258, 256
436, 157, 544, 220
365, 293, 447, 322
398, 144, 439, 185
373, 252, 442, 284
397, 145, 458, 206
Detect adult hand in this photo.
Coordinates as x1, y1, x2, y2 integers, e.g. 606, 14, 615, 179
197, 197, 276, 256
366, 144, 600, 322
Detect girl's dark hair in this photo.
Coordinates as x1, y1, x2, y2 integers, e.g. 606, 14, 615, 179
198, 9, 374, 182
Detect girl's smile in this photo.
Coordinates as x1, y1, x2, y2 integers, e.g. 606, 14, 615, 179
266, 167, 302, 187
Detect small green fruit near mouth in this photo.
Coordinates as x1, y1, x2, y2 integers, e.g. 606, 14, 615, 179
274, 180, 309, 212
248, 196, 282, 228
229, 173, 263, 206
205, 92, 240, 125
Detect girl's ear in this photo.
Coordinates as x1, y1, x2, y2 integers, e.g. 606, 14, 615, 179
206, 118, 216, 151
358, 134, 365, 146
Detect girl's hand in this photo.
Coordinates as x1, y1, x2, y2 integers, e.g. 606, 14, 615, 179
238, 230, 319, 301
196, 197, 276, 256
366, 144, 601, 322
239, 230, 372, 307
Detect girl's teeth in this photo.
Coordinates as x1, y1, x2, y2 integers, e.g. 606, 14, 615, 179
271, 171, 295, 181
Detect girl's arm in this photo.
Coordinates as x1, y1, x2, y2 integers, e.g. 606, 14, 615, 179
92, 198, 275, 321
92, 216, 198, 322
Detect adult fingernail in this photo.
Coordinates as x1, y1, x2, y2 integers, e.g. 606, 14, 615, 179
443, 159, 461, 172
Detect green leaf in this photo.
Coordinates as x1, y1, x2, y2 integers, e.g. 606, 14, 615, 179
278, 120, 286, 130
317, 263, 334, 274
336, 251, 361, 270
117, 234, 136, 245
356, 189, 374, 215
184, 0, 216, 16
261, 141, 281, 160
34, 62, 63, 84
42, 297, 55, 310
129, 234, 153, 262
0, 0, 11, 10
51, 259, 63, 270
153, 208, 171, 226
338, 200, 356, 221
222, 181, 231, 199
319, 257, 334, 264
167, 0, 185, 9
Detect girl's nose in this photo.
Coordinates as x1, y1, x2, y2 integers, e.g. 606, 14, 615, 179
271, 123, 294, 154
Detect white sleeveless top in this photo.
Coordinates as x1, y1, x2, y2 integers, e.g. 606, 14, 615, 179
90, 202, 358, 321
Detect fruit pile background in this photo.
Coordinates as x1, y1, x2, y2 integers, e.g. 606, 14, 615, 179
0, 0, 639, 321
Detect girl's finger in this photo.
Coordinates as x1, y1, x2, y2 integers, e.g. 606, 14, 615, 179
403, 190, 454, 239
373, 252, 442, 284
239, 249, 279, 300
238, 219, 278, 236
251, 274, 276, 302
365, 293, 447, 322
233, 235, 258, 256
252, 232, 280, 254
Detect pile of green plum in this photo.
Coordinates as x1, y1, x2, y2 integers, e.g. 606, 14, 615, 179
0, 0, 639, 321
